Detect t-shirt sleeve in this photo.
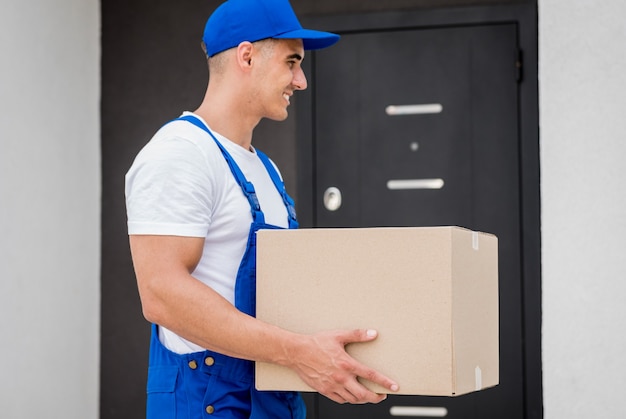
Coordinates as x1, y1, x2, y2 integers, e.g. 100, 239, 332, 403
125, 136, 215, 237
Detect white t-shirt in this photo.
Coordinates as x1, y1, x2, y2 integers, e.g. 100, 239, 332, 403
125, 112, 288, 354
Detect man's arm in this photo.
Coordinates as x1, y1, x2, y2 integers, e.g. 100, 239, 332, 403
129, 234, 399, 404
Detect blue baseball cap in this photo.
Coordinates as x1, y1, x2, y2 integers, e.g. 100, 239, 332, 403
202, 0, 340, 57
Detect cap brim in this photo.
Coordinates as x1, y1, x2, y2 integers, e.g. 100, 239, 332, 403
274, 28, 340, 50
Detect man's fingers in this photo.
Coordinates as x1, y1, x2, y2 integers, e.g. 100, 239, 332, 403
356, 364, 400, 393
323, 379, 388, 405
295, 329, 400, 404
325, 392, 347, 405
338, 329, 400, 393
344, 381, 388, 404
340, 328, 379, 345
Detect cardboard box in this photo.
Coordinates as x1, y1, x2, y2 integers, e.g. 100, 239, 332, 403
255, 226, 499, 396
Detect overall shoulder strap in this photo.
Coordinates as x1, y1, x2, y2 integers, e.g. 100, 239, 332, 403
176, 115, 265, 224
256, 150, 299, 229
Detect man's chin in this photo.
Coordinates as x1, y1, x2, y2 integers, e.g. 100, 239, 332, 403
265, 111, 289, 122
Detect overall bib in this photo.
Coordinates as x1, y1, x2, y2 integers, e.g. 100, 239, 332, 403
145, 115, 305, 418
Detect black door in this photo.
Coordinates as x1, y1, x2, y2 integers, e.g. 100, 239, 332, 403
309, 23, 524, 418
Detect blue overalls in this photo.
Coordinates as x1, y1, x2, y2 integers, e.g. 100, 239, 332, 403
145, 115, 305, 418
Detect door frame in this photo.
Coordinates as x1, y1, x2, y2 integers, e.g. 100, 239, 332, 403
295, 3, 541, 418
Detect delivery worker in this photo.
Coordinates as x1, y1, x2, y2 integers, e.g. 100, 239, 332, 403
125, 0, 399, 417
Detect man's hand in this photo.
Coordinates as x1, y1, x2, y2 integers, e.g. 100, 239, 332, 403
286, 329, 399, 404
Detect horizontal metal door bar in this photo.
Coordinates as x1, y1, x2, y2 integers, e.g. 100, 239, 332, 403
389, 405, 448, 417
385, 103, 443, 116
387, 178, 445, 190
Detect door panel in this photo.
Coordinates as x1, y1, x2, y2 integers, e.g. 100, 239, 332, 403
311, 24, 523, 418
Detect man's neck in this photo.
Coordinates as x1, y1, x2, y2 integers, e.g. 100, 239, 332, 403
194, 88, 259, 151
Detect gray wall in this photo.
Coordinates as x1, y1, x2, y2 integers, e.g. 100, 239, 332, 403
539, 0, 626, 417
0, 0, 100, 417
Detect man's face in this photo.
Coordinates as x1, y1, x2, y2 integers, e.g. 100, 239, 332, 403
252, 38, 307, 121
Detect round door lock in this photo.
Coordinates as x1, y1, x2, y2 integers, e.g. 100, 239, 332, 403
323, 187, 342, 211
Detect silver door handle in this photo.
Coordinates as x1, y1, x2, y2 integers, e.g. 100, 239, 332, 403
323, 187, 342, 211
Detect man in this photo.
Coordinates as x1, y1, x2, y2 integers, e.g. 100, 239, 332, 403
125, 0, 399, 417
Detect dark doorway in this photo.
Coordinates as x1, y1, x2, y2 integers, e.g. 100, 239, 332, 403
315, 23, 521, 419
295, 5, 540, 419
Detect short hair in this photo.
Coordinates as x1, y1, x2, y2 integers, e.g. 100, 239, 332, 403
254, 38, 277, 59
204, 39, 277, 76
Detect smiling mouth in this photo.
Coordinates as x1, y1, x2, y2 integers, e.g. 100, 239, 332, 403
283, 93, 291, 104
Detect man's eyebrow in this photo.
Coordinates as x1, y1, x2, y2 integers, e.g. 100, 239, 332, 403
287, 53, 303, 61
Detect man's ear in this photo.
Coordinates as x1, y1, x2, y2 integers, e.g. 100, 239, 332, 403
236, 41, 254, 69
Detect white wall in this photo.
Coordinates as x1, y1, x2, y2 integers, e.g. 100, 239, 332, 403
539, 1, 626, 418
0, 1, 100, 417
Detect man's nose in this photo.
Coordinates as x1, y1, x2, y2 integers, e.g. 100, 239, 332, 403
293, 67, 308, 91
